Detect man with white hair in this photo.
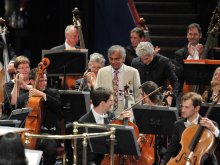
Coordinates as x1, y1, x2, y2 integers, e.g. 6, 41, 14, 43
131, 41, 178, 106
75, 52, 106, 91
51, 25, 79, 50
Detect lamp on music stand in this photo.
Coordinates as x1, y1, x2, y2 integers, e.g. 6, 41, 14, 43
133, 104, 179, 165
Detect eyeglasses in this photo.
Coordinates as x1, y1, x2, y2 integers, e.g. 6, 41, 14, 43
17, 66, 30, 70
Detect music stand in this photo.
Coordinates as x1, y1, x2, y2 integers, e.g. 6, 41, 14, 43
87, 124, 140, 156
200, 103, 220, 126
183, 60, 220, 85
42, 49, 88, 89
0, 108, 32, 128
133, 104, 179, 165
59, 90, 90, 123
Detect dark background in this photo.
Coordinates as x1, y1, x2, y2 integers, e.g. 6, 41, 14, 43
0, 0, 217, 68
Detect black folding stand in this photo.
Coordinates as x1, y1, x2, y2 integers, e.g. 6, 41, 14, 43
88, 124, 140, 156
42, 49, 88, 89
133, 104, 179, 165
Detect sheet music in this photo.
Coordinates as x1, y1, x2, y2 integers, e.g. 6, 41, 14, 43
0, 126, 27, 136
25, 149, 43, 165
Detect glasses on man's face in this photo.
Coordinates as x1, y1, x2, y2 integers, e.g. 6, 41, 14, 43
17, 66, 30, 70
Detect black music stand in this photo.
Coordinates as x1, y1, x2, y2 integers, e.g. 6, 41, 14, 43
87, 124, 140, 156
200, 103, 220, 126
133, 104, 179, 165
42, 49, 88, 89
183, 61, 220, 85
0, 108, 32, 127
59, 90, 90, 123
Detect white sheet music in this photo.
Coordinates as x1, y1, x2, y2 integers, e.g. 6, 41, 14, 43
0, 126, 27, 136
25, 149, 42, 165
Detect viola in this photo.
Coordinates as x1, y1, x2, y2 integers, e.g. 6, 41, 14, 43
22, 58, 50, 149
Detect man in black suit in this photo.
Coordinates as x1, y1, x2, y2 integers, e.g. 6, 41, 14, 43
66, 87, 130, 164
16, 68, 63, 165
160, 92, 220, 165
51, 24, 79, 50
131, 41, 178, 106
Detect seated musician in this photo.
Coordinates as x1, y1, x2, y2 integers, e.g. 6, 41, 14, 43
16, 68, 63, 165
66, 87, 131, 165
160, 92, 220, 165
75, 52, 105, 91
3, 56, 31, 118
203, 66, 220, 103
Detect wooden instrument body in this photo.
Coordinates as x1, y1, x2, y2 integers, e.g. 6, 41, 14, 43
167, 124, 216, 165
22, 97, 44, 149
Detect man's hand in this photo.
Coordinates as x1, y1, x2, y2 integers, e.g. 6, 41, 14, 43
29, 88, 45, 98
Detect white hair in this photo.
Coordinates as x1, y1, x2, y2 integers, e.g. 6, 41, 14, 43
136, 42, 154, 57
89, 53, 106, 66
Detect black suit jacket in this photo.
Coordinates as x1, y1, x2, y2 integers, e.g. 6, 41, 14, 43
160, 117, 219, 165
131, 54, 178, 98
77, 110, 113, 165
51, 44, 65, 50
16, 88, 63, 133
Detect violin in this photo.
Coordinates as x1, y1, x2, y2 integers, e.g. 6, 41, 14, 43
22, 58, 50, 149
167, 92, 220, 165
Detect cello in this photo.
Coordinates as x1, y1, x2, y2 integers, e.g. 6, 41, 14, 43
167, 92, 220, 165
101, 85, 163, 165
22, 58, 50, 149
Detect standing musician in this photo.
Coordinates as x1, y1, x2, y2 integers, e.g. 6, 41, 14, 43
51, 24, 79, 50
160, 92, 220, 165
75, 52, 105, 91
3, 56, 30, 118
95, 45, 141, 119
131, 41, 178, 106
16, 68, 63, 165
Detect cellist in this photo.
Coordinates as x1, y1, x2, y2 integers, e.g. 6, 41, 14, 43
160, 92, 220, 165
16, 68, 63, 165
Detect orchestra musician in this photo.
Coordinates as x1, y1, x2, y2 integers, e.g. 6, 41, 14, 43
3, 56, 30, 118
203, 66, 220, 103
131, 41, 178, 106
160, 92, 220, 165
66, 87, 131, 164
51, 24, 79, 50
16, 68, 63, 165
75, 52, 105, 91
95, 45, 141, 119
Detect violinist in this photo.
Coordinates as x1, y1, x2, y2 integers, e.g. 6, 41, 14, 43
75, 52, 105, 91
66, 87, 131, 164
3, 56, 30, 118
16, 68, 63, 165
160, 92, 220, 165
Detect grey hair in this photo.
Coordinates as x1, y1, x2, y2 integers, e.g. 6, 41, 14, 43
65, 25, 77, 34
107, 45, 126, 58
136, 42, 154, 57
89, 53, 106, 66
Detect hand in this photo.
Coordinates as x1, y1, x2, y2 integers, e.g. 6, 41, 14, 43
85, 72, 97, 88
7, 61, 16, 74
166, 96, 173, 107
200, 117, 216, 132
196, 44, 203, 55
188, 45, 195, 57
29, 88, 45, 98
120, 111, 131, 119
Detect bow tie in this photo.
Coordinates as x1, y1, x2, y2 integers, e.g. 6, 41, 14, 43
184, 121, 197, 128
